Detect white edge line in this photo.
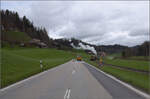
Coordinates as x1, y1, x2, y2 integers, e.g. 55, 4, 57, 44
84, 62, 150, 99
0, 60, 72, 92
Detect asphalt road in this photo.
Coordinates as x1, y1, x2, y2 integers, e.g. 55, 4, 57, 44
0, 60, 147, 99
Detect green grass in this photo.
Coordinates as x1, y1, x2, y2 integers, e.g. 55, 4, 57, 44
85, 60, 150, 93
101, 66, 150, 93
107, 53, 121, 57
103, 57, 149, 71
128, 56, 150, 61
2, 31, 31, 43
2, 45, 149, 95
1, 47, 76, 88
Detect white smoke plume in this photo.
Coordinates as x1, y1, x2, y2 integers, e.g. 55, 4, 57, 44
71, 42, 97, 55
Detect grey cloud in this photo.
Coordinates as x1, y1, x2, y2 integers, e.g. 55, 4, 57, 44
129, 28, 149, 37
3, 1, 148, 46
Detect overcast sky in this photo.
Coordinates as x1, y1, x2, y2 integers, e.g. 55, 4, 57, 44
1, 1, 149, 46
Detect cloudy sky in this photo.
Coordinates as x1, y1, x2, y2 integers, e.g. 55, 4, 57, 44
1, 1, 149, 46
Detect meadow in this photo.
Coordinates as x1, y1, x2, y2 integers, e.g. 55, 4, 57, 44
103, 58, 149, 71
1, 47, 76, 88
103, 53, 149, 71
1, 47, 149, 93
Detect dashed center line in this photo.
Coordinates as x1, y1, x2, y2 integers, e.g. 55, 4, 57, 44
72, 70, 76, 74
64, 88, 71, 99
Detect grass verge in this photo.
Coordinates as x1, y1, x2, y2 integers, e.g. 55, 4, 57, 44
103, 57, 149, 71
101, 66, 150, 93
85, 60, 150, 93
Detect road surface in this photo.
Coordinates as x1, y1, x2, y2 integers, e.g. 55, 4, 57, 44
0, 60, 147, 99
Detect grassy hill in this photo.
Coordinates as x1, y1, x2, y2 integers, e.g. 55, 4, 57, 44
0, 30, 90, 88
1, 47, 79, 88
2, 31, 31, 43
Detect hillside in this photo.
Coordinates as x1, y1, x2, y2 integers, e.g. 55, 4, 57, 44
1, 10, 52, 47
1, 47, 83, 88
1, 31, 31, 44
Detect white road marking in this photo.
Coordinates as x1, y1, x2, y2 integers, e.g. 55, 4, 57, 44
72, 70, 76, 74
64, 89, 71, 99
84, 62, 150, 99
64, 89, 69, 99
67, 89, 71, 99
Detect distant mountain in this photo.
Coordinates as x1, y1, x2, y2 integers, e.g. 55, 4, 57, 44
51, 38, 127, 55
51, 38, 96, 54
95, 44, 128, 54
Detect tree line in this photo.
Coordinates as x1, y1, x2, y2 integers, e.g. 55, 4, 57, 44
1, 9, 52, 47
122, 41, 150, 57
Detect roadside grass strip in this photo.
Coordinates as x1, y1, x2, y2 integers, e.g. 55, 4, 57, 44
103, 58, 149, 71
85, 60, 150, 94
100, 66, 150, 93
85, 62, 150, 99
